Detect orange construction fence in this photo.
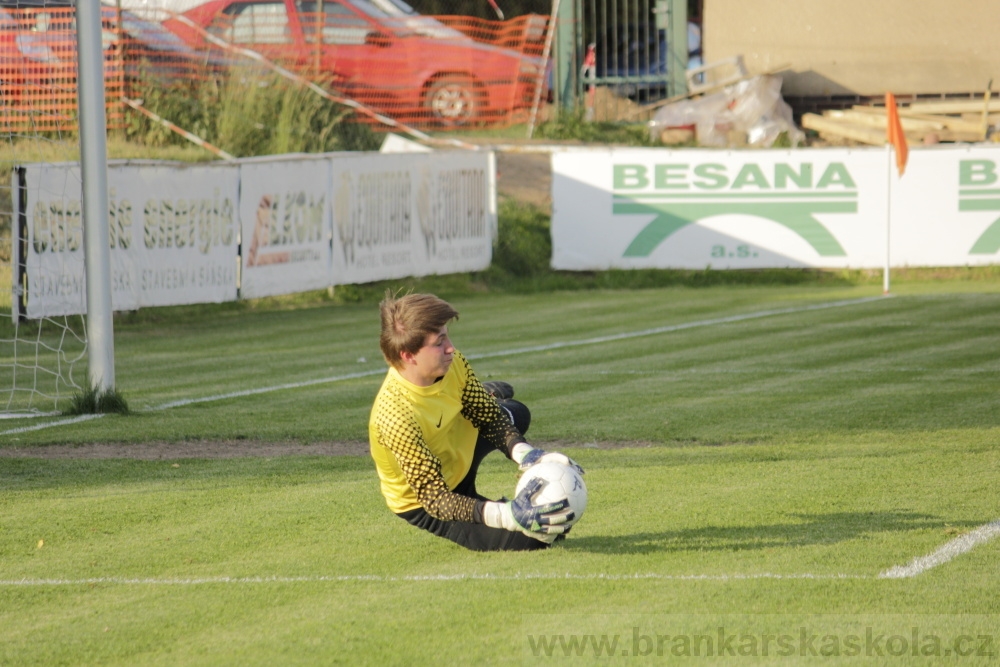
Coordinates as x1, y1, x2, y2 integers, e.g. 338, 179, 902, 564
0, 4, 551, 134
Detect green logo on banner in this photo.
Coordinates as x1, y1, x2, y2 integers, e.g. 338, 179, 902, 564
958, 159, 1000, 254
612, 162, 856, 258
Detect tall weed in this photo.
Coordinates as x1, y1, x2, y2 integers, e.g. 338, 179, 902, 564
124, 67, 379, 156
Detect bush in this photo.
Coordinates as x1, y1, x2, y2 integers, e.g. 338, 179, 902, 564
489, 200, 552, 278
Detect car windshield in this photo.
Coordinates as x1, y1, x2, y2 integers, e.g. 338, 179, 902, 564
297, 0, 467, 39
302, 0, 458, 40
368, 0, 417, 16
118, 9, 195, 54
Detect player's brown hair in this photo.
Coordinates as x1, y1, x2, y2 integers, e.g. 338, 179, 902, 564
379, 291, 459, 369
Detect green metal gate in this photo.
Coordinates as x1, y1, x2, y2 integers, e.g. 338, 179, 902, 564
552, 0, 689, 120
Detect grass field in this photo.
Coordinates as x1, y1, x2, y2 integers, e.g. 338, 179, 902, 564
2, 281, 1000, 665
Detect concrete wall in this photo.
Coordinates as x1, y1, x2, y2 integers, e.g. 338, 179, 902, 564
702, 0, 997, 97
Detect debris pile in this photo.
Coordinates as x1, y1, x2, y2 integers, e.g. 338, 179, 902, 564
648, 73, 804, 148
802, 99, 1000, 146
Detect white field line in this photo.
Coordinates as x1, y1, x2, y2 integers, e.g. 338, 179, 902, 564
0, 296, 886, 435
147, 370, 384, 410
0, 296, 884, 433
6, 515, 998, 588
0, 572, 869, 586
0, 413, 105, 435
468, 297, 885, 361
0, 410, 61, 420
1, 522, 992, 589
878, 519, 1000, 579
6, 516, 999, 587
153, 295, 886, 411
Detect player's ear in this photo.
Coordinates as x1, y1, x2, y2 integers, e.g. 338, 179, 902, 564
399, 349, 416, 366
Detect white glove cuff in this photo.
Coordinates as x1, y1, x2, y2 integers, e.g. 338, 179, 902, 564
482, 501, 517, 532
511, 442, 534, 465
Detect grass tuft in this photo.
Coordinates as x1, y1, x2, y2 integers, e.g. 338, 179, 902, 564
65, 385, 131, 416
535, 108, 665, 146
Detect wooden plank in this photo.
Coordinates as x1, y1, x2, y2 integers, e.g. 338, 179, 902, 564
903, 99, 1000, 115
850, 105, 990, 135
827, 109, 944, 132
931, 130, 987, 143
806, 112, 932, 143
963, 113, 1000, 124
898, 112, 984, 134
801, 113, 887, 145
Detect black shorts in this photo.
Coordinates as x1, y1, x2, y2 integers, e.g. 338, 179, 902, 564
396, 398, 549, 552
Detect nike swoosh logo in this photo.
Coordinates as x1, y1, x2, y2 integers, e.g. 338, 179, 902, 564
436, 414, 443, 428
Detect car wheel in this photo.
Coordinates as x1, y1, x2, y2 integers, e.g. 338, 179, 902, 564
424, 75, 481, 127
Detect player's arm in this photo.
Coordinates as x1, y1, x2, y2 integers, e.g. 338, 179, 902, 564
459, 356, 585, 475
458, 356, 524, 457
375, 413, 478, 522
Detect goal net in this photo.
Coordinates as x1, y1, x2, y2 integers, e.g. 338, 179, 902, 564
1, 143, 88, 419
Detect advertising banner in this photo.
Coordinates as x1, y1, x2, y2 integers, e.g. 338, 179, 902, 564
19, 161, 240, 318
331, 151, 494, 285
889, 145, 1000, 267
21, 162, 107, 318
410, 151, 495, 275
15, 150, 496, 318
120, 162, 240, 308
552, 148, 889, 270
239, 157, 331, 299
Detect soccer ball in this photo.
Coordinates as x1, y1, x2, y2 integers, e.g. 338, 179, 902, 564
515, 461, 587, 530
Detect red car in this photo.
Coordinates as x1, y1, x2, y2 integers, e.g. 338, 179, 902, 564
163, 0, 548, 126
0, 1, 228, 132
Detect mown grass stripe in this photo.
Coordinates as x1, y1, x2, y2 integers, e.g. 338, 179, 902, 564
0, 572, 869, 586
468, 296, 884, 360
9, 512, 997, 588
146, 296, 884, 410
0, 296, 886, 435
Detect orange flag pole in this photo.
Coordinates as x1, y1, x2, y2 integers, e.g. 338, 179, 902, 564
885, 92, 909, 176
883, 93, 909, 295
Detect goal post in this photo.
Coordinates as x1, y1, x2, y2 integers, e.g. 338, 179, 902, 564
77, 0, 116, 394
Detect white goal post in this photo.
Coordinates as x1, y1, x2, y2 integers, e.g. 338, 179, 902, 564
77, 0, 117, 395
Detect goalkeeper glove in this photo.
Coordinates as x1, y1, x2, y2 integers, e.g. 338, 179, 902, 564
511, 442, 585, 476
482, 477, 574, 537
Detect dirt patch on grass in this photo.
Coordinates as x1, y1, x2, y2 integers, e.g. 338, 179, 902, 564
496, 150, 552, 212
0, 440, 372, 460
0, 439, 651, 459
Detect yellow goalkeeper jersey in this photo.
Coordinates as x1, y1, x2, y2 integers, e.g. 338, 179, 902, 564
369, 350, 521, 520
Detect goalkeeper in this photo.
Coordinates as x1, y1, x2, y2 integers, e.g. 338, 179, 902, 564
369, 292, 583, 551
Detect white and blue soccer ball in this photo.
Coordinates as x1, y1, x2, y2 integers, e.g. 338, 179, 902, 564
515, 460, 588, 529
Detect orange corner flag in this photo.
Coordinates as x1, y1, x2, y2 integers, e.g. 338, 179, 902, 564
885, 92, 909, 176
